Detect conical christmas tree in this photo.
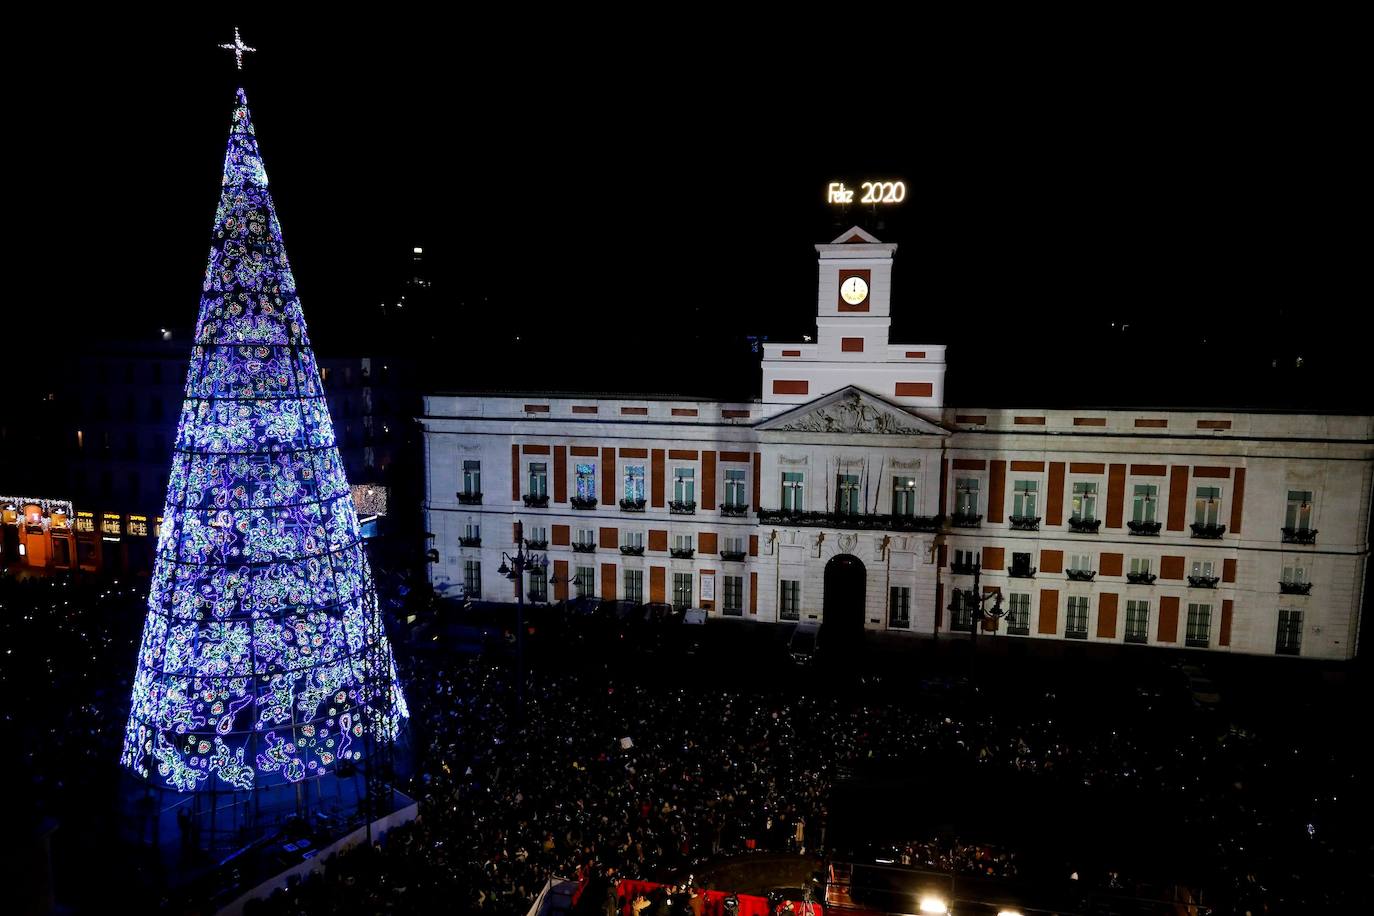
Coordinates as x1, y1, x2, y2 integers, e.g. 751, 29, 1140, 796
121, 89, 407, 792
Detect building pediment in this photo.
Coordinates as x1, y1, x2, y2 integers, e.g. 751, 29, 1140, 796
757, 386, 949, 436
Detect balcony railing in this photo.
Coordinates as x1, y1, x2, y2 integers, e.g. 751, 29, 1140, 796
950, 513, 982, 528
571, 542, 596, 553
524, 539, 548, 551
1185, 636, 1210, 649
1007, 624, 1030, 636
523, 494, 549, 508
1127, 520, 1162, 536
1187, 575, 1220, 589
1279, 580, 1314, 595
1190, 523, 1226, 539
1125, 632, 1148, 644
720, 550, 747, 562
950, 561, 978, 575
1009, 515, 1041, 531
527, 591, 548, 604
756, 509, 942, 532
1065, 569, 1097, 582
456, 491, 483, 505
619, 545, 645, 556
1068, 517, 1101, 534
571, 496, 598, 510
669, 500, 697, 515
1126, 571, 1157, 585
459, 536, 481, 547
1065, 628, 1088, 640
719, 503, 749, 517
619, 498, 646, 512
1009, 565, 1037, 579
1281, 527, 1318, 545
669, 547, 695, 559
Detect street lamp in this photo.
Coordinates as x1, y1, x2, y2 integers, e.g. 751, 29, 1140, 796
497, 520, 547, 710
955, 557, 1007, 685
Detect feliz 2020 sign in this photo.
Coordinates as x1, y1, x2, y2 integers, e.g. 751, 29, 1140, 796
827, 181, 906, 204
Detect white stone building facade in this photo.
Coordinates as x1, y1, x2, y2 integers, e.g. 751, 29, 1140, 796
421, 228, 1371, 660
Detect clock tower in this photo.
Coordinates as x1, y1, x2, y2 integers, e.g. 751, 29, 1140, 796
761, 226, 946, 409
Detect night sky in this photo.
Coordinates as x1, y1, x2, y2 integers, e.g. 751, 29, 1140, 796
13, 17, 1365, 407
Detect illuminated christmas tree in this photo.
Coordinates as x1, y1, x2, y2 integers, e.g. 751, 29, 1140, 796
120, 88, 407, 793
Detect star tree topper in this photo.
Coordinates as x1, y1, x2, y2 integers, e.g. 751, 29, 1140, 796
219, 26, 256, 70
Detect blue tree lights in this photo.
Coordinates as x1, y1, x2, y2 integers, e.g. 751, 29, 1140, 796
120, 89, 407, 792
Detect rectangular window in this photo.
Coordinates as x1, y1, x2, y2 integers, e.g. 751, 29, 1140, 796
723, 535, 744, 554
953, 548, 978, 569
623, 569, 644, 604
624, 466, 645, 502
1072, 482, 1098, 521
1132, 484, 1158, 522
1276, 609, 1303, 655
724, 575, 744, 615
1186, 603, 1212, 647
780, 580, 801, 620
888, 586, 911, 628
950, 590, 975, 631
1066, 596, 1089, 638
528, 526, 547, 545
464, 560, 482, 599
528, 462, 548, 497
1130, 557, 1152, 576
623, 530, 644, 549
463, 460, 481, 495
576, 528, 595, 547
781, 472, 805, 512
955, 477, 980, 516
1285, 490, 1313, 531
1191, 559, 1215, 579
464, 521, 481, 540
1069, 553, 1092, 572
574, 566, 594, 598
1194, 486, 1221, 526
1012, 480, 1037, 517
1011, 551, 1034, 575
724, 469, 747, 507
892, 476, 918, 516
529, 571, 548, 602
674, 468, 696, 504
673, 572, 693, 610
1125, 600, 1149, 643
575, 463, 596, 500
837, 473, 861, 514
673, 533, 694, 552
1007, 593, 1031, 635
1281, 562, 1309, 584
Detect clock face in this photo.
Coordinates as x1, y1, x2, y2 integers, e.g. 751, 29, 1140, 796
840, 275, 869, 305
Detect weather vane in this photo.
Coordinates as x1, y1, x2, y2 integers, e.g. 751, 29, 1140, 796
218, 26, 256, 71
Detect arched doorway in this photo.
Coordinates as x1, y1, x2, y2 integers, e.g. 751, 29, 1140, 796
822, 553, 867, 646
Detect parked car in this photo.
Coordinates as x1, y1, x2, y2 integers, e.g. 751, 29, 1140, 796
788, 623, 820, 665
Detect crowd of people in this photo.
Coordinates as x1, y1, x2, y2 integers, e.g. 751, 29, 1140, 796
3, 569, 1368, 915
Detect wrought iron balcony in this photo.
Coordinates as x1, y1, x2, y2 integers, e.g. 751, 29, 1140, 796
755, 509, 942, 532
1065, 628, 1088, 640
1124, 632, 1148, 645
1187, 575, 1220, 589
669, 500, 697, 515
1009, 515, 1041, 531
1127, 520, 1162, 536
719, 503, 749, 517
1279, 580, 1314, 595
527, 591, 548, 604
456, 491, 483, 505
619, 545, 645, 556
1009, 565, 1037, 579
1068, 517, 1101, 534
459, 536, 481, 547
524, 539, 548, 551
523, 494, 549, 508
1281, 527, 1318, 545
1065, 569, 1097, 582
1126, 571, 1157, 585
619, 498, 646, 512
950, 513, 982, 528
669, 547, 696, 559
571, 542, 596, 553
1007, 624, 1030, 636
950, 561, 978, 575
1190, 523, 1226, 539
570, 496, 598, 510
720, 550, 747, 562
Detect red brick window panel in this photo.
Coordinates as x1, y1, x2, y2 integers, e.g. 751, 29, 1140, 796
1197, 419, 1232, 430
571, 405, 598, 414
722, 409, 750, 419
841, 338, 864, 352
621, 406, 649, 416
1135, 418, 1168, 429
781, 350, 801, 357
955, 415, 986, 425
895, 382, 932, 397
1073, 417, 1106, 427
772, 380, 809, 395
671, 408, 698, 417
905, 351, 926, 359
524, 404, 550, 413
1014, 416, 1046, 426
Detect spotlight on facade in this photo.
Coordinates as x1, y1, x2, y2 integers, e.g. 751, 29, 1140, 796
917, 897, 948, 915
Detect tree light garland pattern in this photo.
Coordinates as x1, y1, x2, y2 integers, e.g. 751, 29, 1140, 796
120, 89, 407, 792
